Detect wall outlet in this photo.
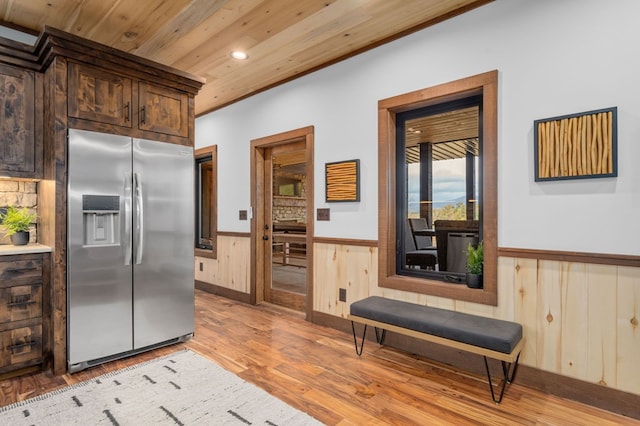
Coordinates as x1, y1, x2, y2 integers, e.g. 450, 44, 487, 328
317, 208, 330, 221
339, 288, 347, 302
199, 262, 203, 272
239, 210, 248, 220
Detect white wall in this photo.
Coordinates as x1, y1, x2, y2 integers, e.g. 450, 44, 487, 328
196, 0, 640, 255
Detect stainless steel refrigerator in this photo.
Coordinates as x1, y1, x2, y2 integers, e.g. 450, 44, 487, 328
67, 128, 194, 373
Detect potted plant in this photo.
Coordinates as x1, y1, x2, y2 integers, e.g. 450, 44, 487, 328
466, 241, 483, 289
1, 206, 37, 246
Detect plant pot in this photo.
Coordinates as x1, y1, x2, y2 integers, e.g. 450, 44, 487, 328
10, 231, 30, 246
466, 273, 483, 289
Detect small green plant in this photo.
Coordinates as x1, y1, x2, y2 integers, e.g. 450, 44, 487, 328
466, 242, 483, 275
1, 206, 37, 236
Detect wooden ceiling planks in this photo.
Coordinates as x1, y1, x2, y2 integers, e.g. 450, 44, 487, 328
138, 0, 262, 66
405, 106, 479, 147
0, 0, 492, 114
177, 0, 337, 78
131, 0, 231, 59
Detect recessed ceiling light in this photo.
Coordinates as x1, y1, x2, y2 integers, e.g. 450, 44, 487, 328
230, 50, 248, 60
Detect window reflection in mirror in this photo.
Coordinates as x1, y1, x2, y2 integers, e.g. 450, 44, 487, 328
197, 157, 213, 249
195, 145, 217, 258
396, 96, 482, 283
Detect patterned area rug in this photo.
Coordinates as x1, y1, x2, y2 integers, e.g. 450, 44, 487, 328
0, 349, 321, 425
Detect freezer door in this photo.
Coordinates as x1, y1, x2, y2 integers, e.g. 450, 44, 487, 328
132, 138, 194, 349
67, 129, 133, 366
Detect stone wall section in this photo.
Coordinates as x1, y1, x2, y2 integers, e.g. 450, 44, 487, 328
272, 171, 306, 222
0, 180, 38, 244
273, 196, 306, 222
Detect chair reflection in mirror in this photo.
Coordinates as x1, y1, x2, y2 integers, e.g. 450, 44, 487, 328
405, 218, 437, 270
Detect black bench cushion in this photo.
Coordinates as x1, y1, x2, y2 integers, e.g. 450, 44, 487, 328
350, 296, 522, 354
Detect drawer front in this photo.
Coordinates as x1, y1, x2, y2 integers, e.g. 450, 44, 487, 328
0, 325, 42, 369
0, 285, 42, 324
0, 258, 43, 282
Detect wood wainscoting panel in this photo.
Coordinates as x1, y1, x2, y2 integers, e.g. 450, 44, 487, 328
617, 266, 640, 394
586, 263, 618, 389
195, 235, 250, 294
512, 257, 538, 367
494, 257, 516, 322
499, 257, 640, 397
419, 294, 455, 311
313, 243, 377, 318
536, 260, 563, 373
560, 262, 588, 380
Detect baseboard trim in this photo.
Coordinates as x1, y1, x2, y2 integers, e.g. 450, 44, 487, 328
195, 281, 252, 304
312, 311, 640, 420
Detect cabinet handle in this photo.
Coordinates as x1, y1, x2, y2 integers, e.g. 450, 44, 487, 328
6, 267, 37, 273
140, 106, 146, 124
7, 300, 36, 308
124, 102, 130, 122
6, 340, 38, 352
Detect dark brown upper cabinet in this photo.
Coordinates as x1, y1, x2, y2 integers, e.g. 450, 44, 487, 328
68, 62, 133, 128
0, 64, 42, 179
68, 61, 191, 142
138, 82, 189, 138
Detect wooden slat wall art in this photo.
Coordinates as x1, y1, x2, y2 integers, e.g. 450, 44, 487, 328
325, 159, 360, 202
534, 107, 617, 181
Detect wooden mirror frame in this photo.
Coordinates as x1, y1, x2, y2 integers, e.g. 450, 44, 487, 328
378, 70, 498, 305
195, 145, 218, 259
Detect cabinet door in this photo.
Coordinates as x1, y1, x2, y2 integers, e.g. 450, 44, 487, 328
138, 82, 188, 137
68, 62, 132, 128
0, 65, 36, 176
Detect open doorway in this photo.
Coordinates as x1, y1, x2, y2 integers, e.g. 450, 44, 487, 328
250, 127, 314, 317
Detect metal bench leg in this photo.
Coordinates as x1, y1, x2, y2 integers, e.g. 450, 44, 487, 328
483, 353, 520, 404
374, 327, 386, 345
351, 321, 367, 356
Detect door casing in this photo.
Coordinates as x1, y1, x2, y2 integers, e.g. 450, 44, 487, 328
250, 126, 314, 320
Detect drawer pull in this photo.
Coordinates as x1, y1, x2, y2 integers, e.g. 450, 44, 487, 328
6, 340, 38, 352
7, 300, 36, 308
5, 267, 38, 273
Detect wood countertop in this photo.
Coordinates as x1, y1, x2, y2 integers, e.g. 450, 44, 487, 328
0, 244, 52, 255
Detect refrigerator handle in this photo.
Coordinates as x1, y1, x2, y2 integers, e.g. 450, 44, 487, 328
124, 173, 132, 265
134, 172, 145, 265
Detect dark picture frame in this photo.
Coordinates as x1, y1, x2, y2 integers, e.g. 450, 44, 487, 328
325, 159, 360, 202
534, 107, 617, 181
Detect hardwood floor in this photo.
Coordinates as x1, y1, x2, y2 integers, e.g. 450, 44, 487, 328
272, 263, 307, 294
1, 289, 638, 425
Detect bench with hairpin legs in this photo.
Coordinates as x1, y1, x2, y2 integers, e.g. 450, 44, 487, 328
348, 296, 523, 404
